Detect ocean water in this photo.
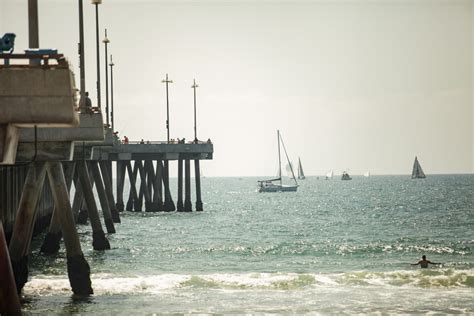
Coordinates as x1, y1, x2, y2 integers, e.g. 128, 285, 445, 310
22, 175, 473, 314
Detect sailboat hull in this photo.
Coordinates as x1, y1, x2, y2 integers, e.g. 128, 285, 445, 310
258, 184, 298, 193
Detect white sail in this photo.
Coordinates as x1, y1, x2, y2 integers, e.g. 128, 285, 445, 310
411, 156, 426, 179
364, 170, 370, 177
297, 157, 305, 180
285, 162, 294, 178
326, 170, 334, 179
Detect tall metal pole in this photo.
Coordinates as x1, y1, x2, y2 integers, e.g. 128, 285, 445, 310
28, 0, 39, 66
92, 0, 102, 109
109, 55, 115, 132
191, 79, 199, 142
103, 29, 110, 126
78, 0, 86, 108
28, 0, 39, 49
161, 74, 173, 143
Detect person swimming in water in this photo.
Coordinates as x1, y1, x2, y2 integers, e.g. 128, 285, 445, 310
411, 255, 441, 268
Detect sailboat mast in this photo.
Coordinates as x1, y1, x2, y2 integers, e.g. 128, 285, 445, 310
279, 133, 298, 186
277, 130, 282, 186
298, 157, 301, 178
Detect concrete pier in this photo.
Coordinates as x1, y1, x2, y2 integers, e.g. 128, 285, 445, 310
116, 161, 126, 212
184, 159, 192, 212
0, 221, 21, 315
71, 176, 84, 221
40, 162, 75, 254
155, 159, 164, 211
99, 161, 121, 223
126, 161, 139, 211
137, 160, 152, 212
8, 161, 46, 292
194, 159, 203, 212
90, 162, 115, 234
76, 161, 110, 251
177, 158, 184, 211
162, 160, 176, 212
46, 161, 93, 295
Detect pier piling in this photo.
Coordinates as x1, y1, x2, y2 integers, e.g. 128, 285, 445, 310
137, 160, 152, 212
46, 161, 93, 295
155, 159, 164, 211
116, 161, 126, 212
90, 162, 115, 233
184, 159, 192, 212
162, 160, 176, 212
177, 158, 184, 211
0, 221, 21, 315
99, 161, 121, 223
77, 161, 110, 250
40, 162, 75, 254
194, 159, 203, 211
8, 161, 46, 293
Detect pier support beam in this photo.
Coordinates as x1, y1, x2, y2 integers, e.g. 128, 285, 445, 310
90, 162, 115, 233
116, 161, 126, 212
77, 161, 110, 250
72, 175, 85, 223
176, 158, 184, 211
144, 160, 160, 211
9, 161, 46, 293
162, 160, 175, 212
184, 159, 192, 212
137, 160, 152, 212
100, 161, 121, 223
194, 160, 203, 212
155, 159, 164, 211
41, 162, 75, 255
46, 161, 93, 295
125, 161, 137, 211
0, 221, 21, 315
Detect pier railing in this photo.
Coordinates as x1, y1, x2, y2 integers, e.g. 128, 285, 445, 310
123, 140, 212, 145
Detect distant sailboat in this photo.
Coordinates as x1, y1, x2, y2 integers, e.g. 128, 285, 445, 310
411, 156, 426, 179
341, 171, 352, 180
325, 170, 334, 180
297, 157, 305, 180
364, 170, 370, 178
257, 130, 298, 192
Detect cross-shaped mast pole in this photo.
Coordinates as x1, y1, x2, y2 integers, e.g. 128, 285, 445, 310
161, 73, 173, 143
191, 79, 199, 142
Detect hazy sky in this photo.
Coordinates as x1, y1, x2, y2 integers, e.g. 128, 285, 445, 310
1, 0, 472, 176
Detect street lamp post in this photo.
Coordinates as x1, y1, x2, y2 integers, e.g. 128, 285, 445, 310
78, 0, 86, 109
191, 79, 199, 142
161, 74, 173, 143
103, 28, 110, 126
109, 55, 115, 132
92, 0, 102, 109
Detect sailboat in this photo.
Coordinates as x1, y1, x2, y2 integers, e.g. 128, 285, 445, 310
297, 157, 305, 180
257, 130, 298, 192
411, 156, 426, 179
363, 170, 370, 177
341, 171, 352, 180
325, 170, 334, 180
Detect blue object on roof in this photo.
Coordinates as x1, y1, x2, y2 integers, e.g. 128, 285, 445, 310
24, 48, 58, 55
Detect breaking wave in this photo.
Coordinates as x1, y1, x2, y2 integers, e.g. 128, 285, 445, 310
24, 269, 474, 296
